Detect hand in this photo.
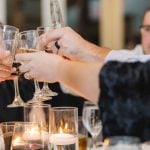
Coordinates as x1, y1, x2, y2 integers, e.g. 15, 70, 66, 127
15, 52, 63, 82
39, 27, 99, 61
0, 49, 17, 82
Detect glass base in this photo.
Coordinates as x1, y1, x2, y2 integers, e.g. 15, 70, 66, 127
41, 89, 58, 97
7, 97, 25, 108
27, 95, 52, 104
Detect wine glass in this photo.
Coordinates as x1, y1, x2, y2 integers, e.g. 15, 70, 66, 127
0, 39, 25, 108
82, 101, 102, 149
16, 30, 51, 104
36, 26, 58, 97
0, 25, 19, 40
104, 136, 141, 150
11, 122, 48, 150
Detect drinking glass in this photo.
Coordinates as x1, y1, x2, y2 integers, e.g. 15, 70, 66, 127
24, 103, 50, 144
50, 0, 65, 28
104, 136, 141, 150
82, 101, 102, 149
11, 122, 48, 150
78, 116, 88, 150
16, 30, 50, 104
36, 26, 58, 97
0, 25, 19, 40
0, 25, 24, 107
0, 122, 16, 150
49, 107, 78, 150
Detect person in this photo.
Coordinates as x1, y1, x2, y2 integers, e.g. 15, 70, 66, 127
99, 61, 150, 142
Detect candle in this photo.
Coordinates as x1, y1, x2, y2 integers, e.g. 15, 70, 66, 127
12, 136, 25, 147
23, 126, 41, 141
50, 133, 78, 145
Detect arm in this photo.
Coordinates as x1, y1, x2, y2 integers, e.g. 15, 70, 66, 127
16, 52, 102, 103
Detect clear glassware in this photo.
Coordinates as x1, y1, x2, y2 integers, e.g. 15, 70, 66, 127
0, 122, 17, 150
1, 39, 25, 108
104, 136, 141, 150
17, 30, 51, 104
0, 25, 19, 40
36, 26, 58, 97
23, 103, 50, 144
49, 107, 78, 150
11, 122, 48, 150
0, 25, 24, 107
82, 101, 102, 149
50, 0, 65, 28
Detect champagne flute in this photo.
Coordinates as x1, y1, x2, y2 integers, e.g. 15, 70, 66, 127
0, 25, 25, 107
36, 26, 58, 97
82, 101, 102, 149
16, 30, 51, 104
1, 39, 25, 108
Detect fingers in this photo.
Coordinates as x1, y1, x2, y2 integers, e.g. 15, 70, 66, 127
39, 27, 68, 49
0, 64, 11, 72
24, 71, 35, 80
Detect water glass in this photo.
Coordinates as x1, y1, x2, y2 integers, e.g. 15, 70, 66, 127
49, 107, 78, 150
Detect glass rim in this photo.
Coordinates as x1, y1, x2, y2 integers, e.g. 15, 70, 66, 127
50, 107, 78, 111
0, 25, 19, 32
19, 30, 36, 35
24, 103, 51, 108
36, 26, 53, 30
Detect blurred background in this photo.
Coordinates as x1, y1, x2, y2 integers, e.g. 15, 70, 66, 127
0, 0, 149, 50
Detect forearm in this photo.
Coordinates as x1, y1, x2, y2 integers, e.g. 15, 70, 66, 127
58, 59, 103, 104
84, 41, 111, 62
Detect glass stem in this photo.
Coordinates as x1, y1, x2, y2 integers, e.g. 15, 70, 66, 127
14, 78, 20, 101
92, 136, 97, 149
42, 82, 49, 90
34, 80, 41, 92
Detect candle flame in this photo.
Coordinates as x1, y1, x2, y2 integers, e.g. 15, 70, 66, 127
59, 126, 63, 134
59, 123, 68, 133
64, 123, 68, 130
13, 136, 24, 146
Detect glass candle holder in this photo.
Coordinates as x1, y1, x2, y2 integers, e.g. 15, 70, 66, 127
0, 122, 17, 150
23, 103, 50, 145
49, 107, 78, 150
11, 122, 48, 150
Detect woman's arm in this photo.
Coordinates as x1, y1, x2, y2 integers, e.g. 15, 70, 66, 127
16, 52, 102, 103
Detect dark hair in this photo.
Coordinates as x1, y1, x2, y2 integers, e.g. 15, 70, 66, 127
99, 61, 150, 142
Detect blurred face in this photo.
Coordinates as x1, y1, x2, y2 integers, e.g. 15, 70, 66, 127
141, 11, 150, 54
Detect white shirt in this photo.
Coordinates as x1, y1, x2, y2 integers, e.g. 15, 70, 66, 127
105, 44, 150, 63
